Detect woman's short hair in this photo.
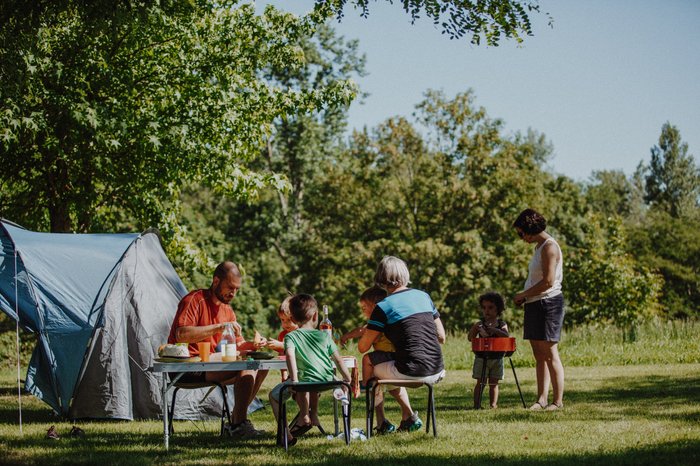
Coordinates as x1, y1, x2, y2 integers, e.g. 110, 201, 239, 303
479, 291, 506, 315
374, 256, 410, 290
513, 209, 547, 235
289, 293, 317, 324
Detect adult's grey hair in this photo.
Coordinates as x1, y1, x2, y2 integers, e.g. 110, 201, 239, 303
374, 256, 411, 289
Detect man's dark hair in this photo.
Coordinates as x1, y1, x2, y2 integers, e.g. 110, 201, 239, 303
513, 208, 547, 235
479, 291, 506, 315
360, 286, 387, 305
289, 293, 318, 324
213, 261, 241, 280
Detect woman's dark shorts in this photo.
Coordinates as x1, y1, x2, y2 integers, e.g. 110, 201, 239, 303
368, 350, 395, 366
523, 294, 565, 342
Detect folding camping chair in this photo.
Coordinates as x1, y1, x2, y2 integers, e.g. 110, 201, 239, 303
365, 372, 444, 439
277, 380, 352, 451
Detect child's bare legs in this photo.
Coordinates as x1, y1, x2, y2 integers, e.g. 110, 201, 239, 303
309, 393, 321, 426
488, 378, 499, 408
362, 353, 374, 386
363, 354, 388, 425
388, 387, 413, 421
473, 380, 484, 408
373, 388, 388, 426
269, 391, 294, 442
294, 392, 311, 427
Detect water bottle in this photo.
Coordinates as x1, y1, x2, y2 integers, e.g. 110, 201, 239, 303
319, 305, 333, 339
219, 323, 234, 350
332, 387, 348, 404
333, 387, 349, 417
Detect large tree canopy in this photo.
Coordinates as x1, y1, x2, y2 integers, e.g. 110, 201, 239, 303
0, 0, 356, 236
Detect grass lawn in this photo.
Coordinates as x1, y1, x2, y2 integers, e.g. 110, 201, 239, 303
1, 361, 699, 465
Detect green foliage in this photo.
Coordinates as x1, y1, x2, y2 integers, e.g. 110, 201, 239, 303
0, 1, 356, 246
585, 170, 637, 218
641, 122, 700, 218
315, 0, 549, 45
176, 23, 366, 331
225, 89, 562, 332
565, 215, 662, 333
626, 211, 700, 319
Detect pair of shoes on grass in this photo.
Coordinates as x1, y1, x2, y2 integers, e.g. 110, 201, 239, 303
225, 419, 264, 439
528, 401, 563, 411
46, 425, 85, 440
375, 420, 397, 434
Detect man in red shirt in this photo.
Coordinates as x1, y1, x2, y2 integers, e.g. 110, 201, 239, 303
168, 261, 268, 438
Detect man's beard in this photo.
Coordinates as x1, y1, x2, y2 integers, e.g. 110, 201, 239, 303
214, 284, 231, 303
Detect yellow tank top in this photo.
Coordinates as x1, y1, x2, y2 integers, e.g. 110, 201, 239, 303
373, 334, 395, 352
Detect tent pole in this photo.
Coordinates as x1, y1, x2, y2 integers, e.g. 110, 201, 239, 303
14, 250, 23, 435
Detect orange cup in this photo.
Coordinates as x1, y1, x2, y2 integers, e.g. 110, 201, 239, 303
197, 341, 211, 362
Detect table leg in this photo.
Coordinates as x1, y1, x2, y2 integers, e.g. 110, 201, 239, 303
162, 373, 169, 450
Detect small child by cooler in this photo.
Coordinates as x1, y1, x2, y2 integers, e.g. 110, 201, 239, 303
468, 291, 509, 409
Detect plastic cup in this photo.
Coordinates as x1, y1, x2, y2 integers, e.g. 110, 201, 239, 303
197, 341, 211, 362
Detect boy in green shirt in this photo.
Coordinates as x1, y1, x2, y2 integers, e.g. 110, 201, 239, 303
269, 293, 351, 446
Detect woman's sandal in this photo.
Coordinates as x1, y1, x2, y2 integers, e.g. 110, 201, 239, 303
545, 402, 564, 411
528, 401, 547, 411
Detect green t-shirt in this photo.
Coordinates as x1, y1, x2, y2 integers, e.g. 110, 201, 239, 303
283, 328, 337, 382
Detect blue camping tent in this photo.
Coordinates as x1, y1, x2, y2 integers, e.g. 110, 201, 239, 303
0, 219, 230, 419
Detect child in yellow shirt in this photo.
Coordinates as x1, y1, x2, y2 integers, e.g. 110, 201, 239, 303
340, 286, 397, 434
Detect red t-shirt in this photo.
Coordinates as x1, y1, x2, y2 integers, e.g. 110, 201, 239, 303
167, 289, 248, 356
275, 329, 290, 355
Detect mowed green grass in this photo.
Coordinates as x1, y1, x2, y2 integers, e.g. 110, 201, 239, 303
1, 322, 699, 465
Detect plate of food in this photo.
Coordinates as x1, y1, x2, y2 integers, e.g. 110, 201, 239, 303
247, 351, 275, 360
155, 356, 202, 363
156, 343, 201, 362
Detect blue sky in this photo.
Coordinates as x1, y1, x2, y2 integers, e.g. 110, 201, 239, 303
261, 0, 699, 181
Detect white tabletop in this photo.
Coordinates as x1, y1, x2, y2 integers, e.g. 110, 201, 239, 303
152, 356, 356, 373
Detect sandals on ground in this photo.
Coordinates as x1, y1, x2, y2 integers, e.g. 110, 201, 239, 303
545, 402, 564, 411
528, 401, 547, 411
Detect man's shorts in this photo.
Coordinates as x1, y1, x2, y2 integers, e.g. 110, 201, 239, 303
173, 371, 206, 383
472, 357, 504, 380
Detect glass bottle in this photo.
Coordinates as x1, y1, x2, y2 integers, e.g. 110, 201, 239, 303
319, 305, 333, 339
219, 323, 235, 351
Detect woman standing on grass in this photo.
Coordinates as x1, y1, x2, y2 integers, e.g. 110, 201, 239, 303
513, 209, 565, 410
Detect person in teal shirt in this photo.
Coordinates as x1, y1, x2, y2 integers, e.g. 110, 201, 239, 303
269, 293, 351, 446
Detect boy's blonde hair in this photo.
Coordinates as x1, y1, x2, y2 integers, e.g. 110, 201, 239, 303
278, 295, 292, 316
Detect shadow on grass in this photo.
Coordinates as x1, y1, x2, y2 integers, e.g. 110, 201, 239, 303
2, 372, 699, 465
3, 432, 699, 466
433, 373, 700, 419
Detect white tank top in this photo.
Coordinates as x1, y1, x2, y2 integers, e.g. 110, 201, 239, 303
524, 237, 563, 303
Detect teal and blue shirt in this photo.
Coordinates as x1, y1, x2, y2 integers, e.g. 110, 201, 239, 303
367, 288, 444, 377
